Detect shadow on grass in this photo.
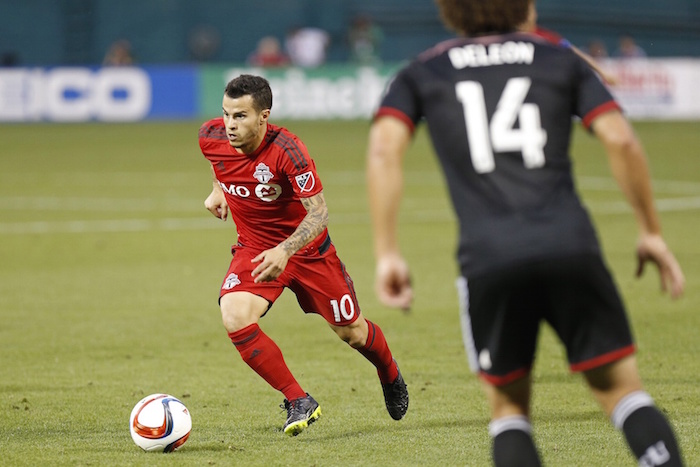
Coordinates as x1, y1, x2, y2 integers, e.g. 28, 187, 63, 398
290, 416, 487, 443
180, 440, 250, 453
533, 409, 606, 424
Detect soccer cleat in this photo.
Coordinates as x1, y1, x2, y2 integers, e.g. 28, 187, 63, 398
382, 360, 409, 420
281, 393, 321, 436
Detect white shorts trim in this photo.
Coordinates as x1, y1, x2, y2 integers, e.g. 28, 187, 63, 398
456, 276, 479, 373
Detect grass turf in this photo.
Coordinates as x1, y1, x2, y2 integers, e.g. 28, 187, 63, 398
0, 120, 698, 466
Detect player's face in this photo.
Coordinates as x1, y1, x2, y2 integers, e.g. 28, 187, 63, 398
222, 94, 270, 154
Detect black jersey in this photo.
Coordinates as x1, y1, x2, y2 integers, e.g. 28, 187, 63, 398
376, 32, 621, 277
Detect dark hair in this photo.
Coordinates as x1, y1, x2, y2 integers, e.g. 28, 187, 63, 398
434, 0, 530, 36
224, 74, 273, 112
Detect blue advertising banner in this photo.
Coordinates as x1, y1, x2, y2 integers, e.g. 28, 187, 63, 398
0, 66, 198, 122
143, 66, 198, 120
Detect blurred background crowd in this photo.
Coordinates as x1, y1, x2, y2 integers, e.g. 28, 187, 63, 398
1, 0, 699, 68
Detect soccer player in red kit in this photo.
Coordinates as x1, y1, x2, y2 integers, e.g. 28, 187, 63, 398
199, 74, 408, 436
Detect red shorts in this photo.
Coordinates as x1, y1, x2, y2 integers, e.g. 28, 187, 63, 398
219, 235, 361, 326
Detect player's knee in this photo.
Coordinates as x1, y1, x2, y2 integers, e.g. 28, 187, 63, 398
219, 292, 267, 333
221, 309, 247, 333
333, 323, 367, 348
220, 304, 256, 333
346, 332, 367, 349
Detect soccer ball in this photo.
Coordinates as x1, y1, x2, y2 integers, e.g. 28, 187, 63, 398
129, 393, 192, 452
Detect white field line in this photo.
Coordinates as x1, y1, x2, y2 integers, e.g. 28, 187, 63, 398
0, 218, 219, 235
2, 198, 698, 235
327, 172, 700, 194
1, 176, 698, 235
578, 176, 700, 195
0, 196, 200, 212
587, 196, 700, 214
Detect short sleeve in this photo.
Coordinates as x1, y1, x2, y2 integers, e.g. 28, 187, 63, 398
198, 117, 227, 157
374, 65, 422, 132
574, 59, 621, 129
276, 133, 324, 198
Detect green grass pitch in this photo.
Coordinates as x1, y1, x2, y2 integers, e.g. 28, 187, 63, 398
0, 120, 698, 466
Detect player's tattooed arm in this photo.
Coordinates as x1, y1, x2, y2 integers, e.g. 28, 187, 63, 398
251, 192, 328, 283
281, 192, 329, 255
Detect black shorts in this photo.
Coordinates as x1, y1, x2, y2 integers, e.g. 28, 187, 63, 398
457, 254, 635, 386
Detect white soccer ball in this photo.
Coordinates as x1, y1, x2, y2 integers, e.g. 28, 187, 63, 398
129, 393, 192, 452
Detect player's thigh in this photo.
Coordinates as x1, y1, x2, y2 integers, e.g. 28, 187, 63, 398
220, 291, 272, 332
218, 246, 284, 331
288, 248, 361, 327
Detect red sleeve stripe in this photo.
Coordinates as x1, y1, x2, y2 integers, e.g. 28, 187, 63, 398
569, 344, 636, 373
374, 107, 416, 133
582, 100, 621, 129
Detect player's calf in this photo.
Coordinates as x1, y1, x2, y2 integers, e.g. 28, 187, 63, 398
612, 391, 684, 466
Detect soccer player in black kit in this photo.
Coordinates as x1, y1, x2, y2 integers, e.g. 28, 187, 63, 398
366, 0, 685, 466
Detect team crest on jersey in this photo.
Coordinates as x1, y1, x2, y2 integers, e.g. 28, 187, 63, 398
253, 163, 274, 184
222, 273, 241, 290
295, 171, 315, 192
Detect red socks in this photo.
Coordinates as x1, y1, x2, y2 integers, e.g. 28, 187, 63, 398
229, 320, 398, 399
228, 323, 306, 401
358, 320, 399, 384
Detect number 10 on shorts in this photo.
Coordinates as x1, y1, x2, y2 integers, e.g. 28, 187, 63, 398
331, 294, 355, 322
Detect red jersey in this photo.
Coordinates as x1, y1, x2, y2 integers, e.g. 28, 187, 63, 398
199, 118, 325, 250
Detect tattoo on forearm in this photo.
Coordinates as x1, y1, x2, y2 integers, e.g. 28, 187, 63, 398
281, 194, 329, 255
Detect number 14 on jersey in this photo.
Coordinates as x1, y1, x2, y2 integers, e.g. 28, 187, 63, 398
456, 77, 547, 174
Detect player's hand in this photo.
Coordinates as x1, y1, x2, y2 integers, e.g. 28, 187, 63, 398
204, 189, 228, 221
635, 233, 685, 299
251, 246, 291, 283
375, 254, 413, 311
